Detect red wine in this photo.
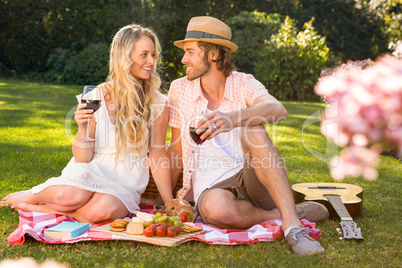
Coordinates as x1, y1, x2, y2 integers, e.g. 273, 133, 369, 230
189, 127, 208, 145
81, 99, 100, 112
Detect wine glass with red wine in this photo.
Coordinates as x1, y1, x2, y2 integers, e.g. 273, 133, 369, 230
189, 117, 208, 169
80, 85, 101, 141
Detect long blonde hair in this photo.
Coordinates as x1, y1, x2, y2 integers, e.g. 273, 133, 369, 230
106, 24, 162, 158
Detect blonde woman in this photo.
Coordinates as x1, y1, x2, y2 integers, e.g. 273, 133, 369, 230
0, 25, 173, 223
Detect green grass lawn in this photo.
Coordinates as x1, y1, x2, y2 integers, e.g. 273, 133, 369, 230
0, 79, 400, 267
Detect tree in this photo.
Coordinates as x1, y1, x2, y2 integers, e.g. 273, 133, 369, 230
292, 0, 389, 63
0, 0, 108, 74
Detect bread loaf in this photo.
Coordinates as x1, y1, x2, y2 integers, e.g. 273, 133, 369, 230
165, 199, 193, 221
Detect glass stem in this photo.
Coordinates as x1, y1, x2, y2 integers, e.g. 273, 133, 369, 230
85, 118, 90, 139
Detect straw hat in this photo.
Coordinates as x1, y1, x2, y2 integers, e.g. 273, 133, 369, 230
174, 16, 238, 53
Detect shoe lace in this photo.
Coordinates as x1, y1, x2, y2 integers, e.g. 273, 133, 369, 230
292, 227, 314, 242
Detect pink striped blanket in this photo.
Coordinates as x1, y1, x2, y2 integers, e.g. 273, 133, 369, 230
7, 205, 321, 246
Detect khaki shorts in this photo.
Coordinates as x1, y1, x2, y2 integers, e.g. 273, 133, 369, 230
196, 162, 276, 224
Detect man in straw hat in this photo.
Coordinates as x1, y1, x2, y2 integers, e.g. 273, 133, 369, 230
167, 16, 328, 255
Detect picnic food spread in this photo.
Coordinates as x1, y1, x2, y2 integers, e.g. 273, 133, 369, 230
89, 200, 205, 246
107, 202, 201, 238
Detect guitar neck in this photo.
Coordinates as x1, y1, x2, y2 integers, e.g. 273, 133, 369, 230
324, 194, 353, 221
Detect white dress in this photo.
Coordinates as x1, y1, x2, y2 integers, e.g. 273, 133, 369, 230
31, 90, 167, 213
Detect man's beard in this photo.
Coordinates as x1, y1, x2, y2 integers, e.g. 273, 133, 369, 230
187, 55, 211, 81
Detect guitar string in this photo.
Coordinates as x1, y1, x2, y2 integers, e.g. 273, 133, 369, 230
326, 195, 351, 218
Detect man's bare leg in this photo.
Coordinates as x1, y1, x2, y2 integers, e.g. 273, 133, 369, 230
200, 188, 281, 229
200, 188, 317, 229
199, 126, 325, 255
241, 126, 325, 255
240, 125, 301, 231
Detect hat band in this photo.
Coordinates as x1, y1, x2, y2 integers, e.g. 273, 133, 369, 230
185, 31, 230, 42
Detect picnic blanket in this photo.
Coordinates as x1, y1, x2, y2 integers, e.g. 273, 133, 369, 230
7, 205, 321, 246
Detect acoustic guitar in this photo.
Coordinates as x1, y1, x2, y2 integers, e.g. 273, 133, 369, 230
292, 182, 364, 241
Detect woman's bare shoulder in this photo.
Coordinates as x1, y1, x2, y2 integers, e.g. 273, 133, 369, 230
98, 82, 113, 100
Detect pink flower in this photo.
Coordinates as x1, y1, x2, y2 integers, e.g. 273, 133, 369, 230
330, 146, 380, 181
316, 56, 402, 181
0, 258, 68, 268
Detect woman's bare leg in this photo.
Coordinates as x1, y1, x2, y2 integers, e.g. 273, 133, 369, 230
12, 203, 59, 214
1, 185, 94, 212
13, 192, 129, 224
1, 190, 32, 206
68, 193, 130, 223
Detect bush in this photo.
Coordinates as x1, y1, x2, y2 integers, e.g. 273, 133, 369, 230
254, 17, 329, 101
0, 62, 14, 78
45, 47, 71, 83
62, 42, 109, 85
226, 11, 329, 101
227, 11, 282, 74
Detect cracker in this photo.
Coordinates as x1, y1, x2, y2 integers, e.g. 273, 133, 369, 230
110, 222, 127, 228
110, 227, 125, 232
113, 219, 130, 224
183, 225, 202, 233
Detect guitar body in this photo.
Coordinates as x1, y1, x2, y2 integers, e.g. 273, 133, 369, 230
292, 182, 363, 220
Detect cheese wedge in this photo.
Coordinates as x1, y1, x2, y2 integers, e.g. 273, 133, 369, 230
131, 217, 144, 223
135, 211, 154, 222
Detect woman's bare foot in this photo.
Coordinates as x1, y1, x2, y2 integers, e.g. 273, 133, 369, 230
0, 200, 10, 207
12, 202, 58, 214
1, 190, 32, 207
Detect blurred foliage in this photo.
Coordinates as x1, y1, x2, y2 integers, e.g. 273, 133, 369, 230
254, 16, 329, 101
0, 0, 400, 100
44, 42, 108, 85
226, 11, 329, 101
358, 0, 402, 45
292, 0, 390, 63
45, 47, 71, 83
227, 11, 283, 74
0, 0, 108, 75
63, 42, 109, 85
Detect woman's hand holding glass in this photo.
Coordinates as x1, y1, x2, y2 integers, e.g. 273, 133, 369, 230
74, 103, 95, 130
75, 85, 101, 142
